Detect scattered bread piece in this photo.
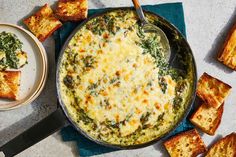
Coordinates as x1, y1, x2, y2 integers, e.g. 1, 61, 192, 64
196, 72, 231, 108
0, 71, 21, 100
218, 24, 236, 70
205, 133, 236, 157
190, 103, 224, 135
55, 0, 88, 21
164, 129, 207, 157
23, 4, 62, 42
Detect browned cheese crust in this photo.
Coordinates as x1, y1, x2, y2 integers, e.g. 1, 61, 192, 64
164, 129, 207, 157
55, 0, 88, 21
0, 71, 21, 100
196, 72, 231, 108
23, 4, 62, 42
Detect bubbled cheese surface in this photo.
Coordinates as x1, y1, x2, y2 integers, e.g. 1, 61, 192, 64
59, 10, 190, 145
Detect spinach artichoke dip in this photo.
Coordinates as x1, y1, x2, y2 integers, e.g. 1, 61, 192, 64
0, 31, 28, 70
59, 10, 191, 146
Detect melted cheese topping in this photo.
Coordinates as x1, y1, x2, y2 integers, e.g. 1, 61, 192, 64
59, 10, 190, 145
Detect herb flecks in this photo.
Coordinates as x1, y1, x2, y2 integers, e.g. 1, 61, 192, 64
173, 80, 187, 112
82, 55, 96, 72
140, 112, 151, 125
63, 75, 74, 88
86, 14, 120, 36
0, 31, 25, 69
158, 77, 167, 93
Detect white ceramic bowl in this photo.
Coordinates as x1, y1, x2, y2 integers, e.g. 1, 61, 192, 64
0, 23, 48, 110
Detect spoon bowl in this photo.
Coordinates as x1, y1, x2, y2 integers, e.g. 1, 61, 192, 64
142, 23, 171, 60
132, 0, 171, 61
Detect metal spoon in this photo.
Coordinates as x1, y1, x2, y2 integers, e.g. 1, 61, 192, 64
132, 0, 171, 61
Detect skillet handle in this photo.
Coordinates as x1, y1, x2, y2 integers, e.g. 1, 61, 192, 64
0, 108, 69, 157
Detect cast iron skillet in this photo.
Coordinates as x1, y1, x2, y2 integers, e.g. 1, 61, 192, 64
0, 8, 197, 157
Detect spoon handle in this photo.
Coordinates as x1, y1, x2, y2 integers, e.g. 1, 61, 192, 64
132, 0, 148, 24
132, 0, 140, 8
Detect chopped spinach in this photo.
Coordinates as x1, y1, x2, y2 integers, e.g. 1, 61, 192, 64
78, 108, 93, 125
140, 112, 151, 125
173, 96, 183, 111
82, 55, 95, 68
176, 80, 187, 94
63, 75, 73, 88
104, 99, 110, 106
157, 113, 165, 121
86, 14, 120, 36
173, 80, 187, 111
87, 82, 98, 90
90, 90, 99, 96
0, 31, 23, 69
75, 97, 82, 105
135, 23, 184, 81
105, 119, 119, 128
125, 113, 132, 121
158, 77, 167, 93
110, 76, 119, 84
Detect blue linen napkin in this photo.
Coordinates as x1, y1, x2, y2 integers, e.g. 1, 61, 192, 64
54, 2, 194, 156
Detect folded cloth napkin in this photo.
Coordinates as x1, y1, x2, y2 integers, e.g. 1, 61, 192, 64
54, 2, 194, 157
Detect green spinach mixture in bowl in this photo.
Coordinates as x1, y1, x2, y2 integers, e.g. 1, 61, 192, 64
59, 10, 195, 146
0, 31, 28, 70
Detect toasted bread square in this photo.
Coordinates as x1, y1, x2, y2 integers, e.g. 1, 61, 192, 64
0, 71, 21, 100
190, 103, 224, 135
218, 24, 236, 70
205, 133, 236, 157
197, 73, 231, 108
55, 0, 88, 21
23, 4, 62, 42
164, 129, 207, 157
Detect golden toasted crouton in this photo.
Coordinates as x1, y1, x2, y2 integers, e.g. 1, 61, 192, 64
218, 24, 236, 70
164, 129, 207, 157
197, 73, 231, 108
190, 103, 224, 135
205, 133, 236, 157
0, 71, 21, 100
23, 4, 62, 42
55, 0, 88, 21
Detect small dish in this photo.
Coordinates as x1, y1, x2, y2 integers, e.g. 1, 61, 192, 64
0, 23, 48, 110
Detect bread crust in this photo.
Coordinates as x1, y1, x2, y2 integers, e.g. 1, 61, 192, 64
190, 103, 224, 135
218, 23, 236, 70
196, 72, 231, 108
205, 132, 236, 157
55, 0, 88, 21
164, 129, 207, 157
23, 4, 62, 42
0, 71, 21, 100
